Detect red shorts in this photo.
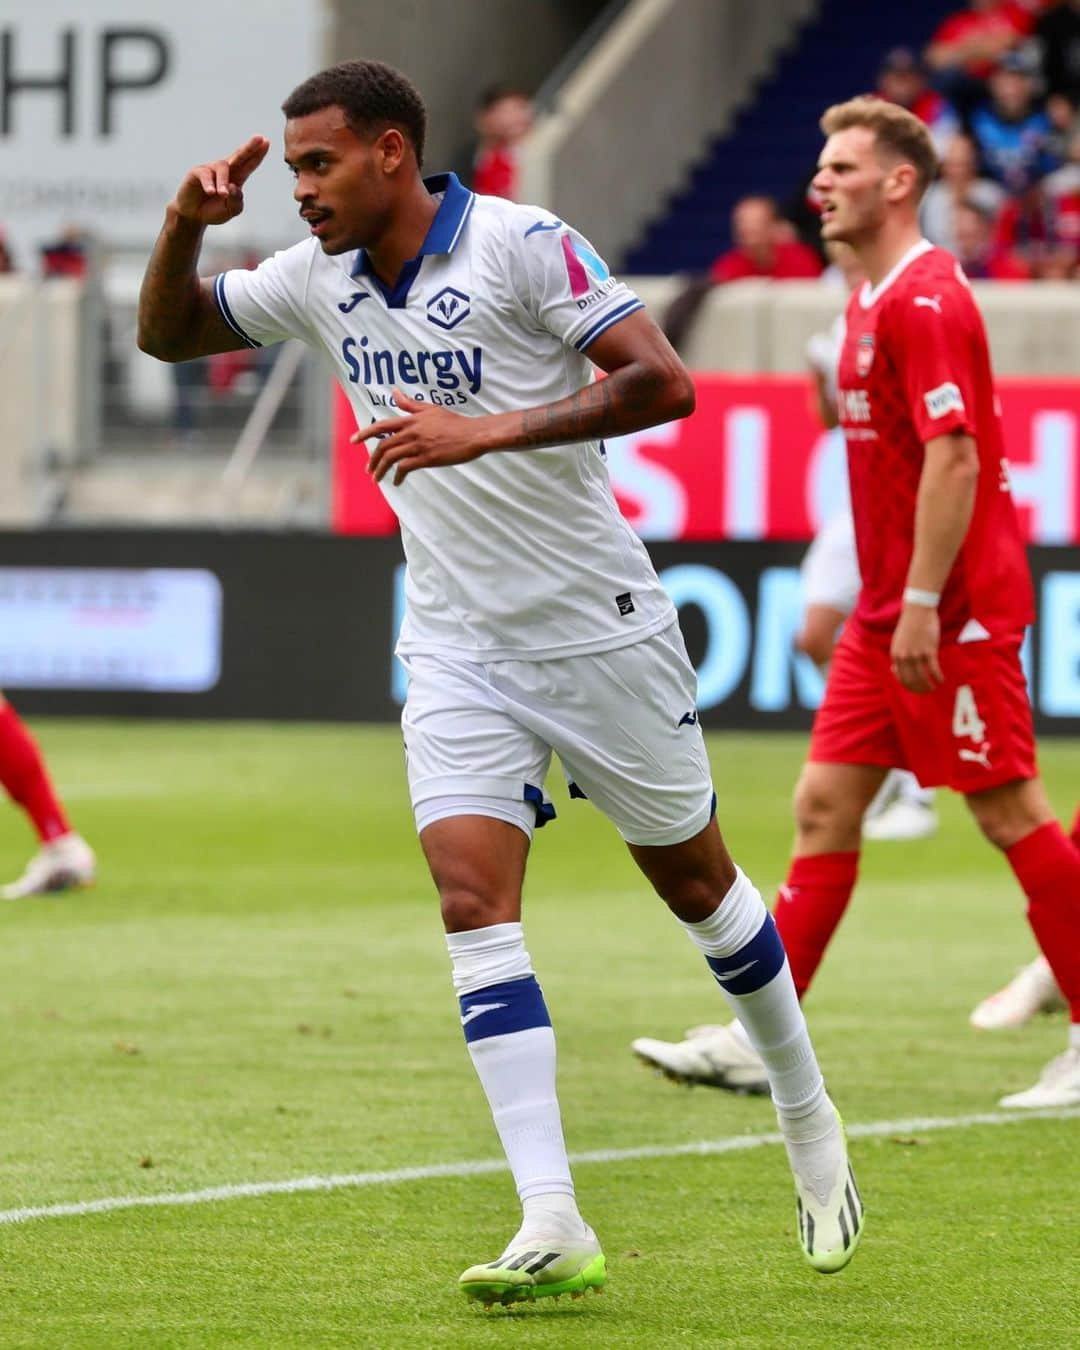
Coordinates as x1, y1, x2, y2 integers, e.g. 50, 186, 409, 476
809, 622, 1037, 793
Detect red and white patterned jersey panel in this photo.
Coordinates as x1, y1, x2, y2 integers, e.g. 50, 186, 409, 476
836, 242, 1033, 644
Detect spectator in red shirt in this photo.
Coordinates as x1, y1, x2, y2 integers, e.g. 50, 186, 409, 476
709, 195, 823, 282
877, 47, 961, 154
926, 1, 1040, 82
924, 1, 1042, 115
954, 197, 1033, 276
471, 85, 534, 201
663, 196, 821, 350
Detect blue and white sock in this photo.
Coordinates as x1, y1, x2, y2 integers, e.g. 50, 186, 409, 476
447, 923, 583, 1237
682, 868, 825, 1120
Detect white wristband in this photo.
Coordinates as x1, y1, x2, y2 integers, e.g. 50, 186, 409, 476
903, 587, 940, 608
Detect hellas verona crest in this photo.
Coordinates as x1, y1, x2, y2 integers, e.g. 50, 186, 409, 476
426, 286, 470, 331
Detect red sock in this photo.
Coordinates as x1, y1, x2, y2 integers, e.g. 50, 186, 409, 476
1006, 822, 1080, 1022
773, 852, 859, 999
1069, 806, 1080, 852
0, 704, 71, 843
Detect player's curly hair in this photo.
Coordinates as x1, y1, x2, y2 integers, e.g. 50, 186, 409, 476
282, 60, 427, 167
820, 96, 937, 198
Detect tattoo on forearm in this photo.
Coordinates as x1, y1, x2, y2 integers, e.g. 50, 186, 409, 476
138, 220, 208, 355
518, 363, 665, 447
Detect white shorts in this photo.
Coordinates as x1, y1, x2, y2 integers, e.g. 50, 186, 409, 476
801, 509, 860, 615
401, 623, 715, 847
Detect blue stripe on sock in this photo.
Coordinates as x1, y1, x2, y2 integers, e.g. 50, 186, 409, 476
706, 914, 786, 995
458, 976, 551, 1043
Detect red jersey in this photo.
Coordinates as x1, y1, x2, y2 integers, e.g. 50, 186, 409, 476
472, 146, 518, 199
836, 241, 1033, 644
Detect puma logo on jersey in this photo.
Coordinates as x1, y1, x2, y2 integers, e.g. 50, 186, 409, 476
914, 294, 943, 313
958, 745, 992, 769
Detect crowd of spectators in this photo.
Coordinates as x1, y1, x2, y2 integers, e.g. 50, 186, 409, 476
467, 4, 1079, 297
907, 0, 1080, 279
829, 2, 1080, 282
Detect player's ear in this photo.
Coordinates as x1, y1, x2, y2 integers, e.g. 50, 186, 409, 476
885, 162, 917, 204
378, 127, 407, 176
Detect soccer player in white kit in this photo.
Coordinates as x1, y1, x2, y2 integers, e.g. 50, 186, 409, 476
136, 60, 863, 1301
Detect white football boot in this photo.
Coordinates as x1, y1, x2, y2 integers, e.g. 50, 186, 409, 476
998, 1047, 1080, 1109
1, 833, 96, 900
969, 956, 1065, 1030
631, 1021, 769, 1094
784, 1094, 865, 1274
459, 1222, 606, 1306
862, 771, 937, 841
862, 798, 938, 842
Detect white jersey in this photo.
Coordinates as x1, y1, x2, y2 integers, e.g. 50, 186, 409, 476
216, 173, 676, 661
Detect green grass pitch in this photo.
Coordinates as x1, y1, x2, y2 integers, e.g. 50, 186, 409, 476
1, 720, 1078, 1347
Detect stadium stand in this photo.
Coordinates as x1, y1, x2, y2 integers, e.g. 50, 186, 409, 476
624, 0, 960, 272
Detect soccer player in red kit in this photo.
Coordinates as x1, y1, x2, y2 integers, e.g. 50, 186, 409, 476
785, 96, 1080, 1109
635, 97, 1080, 1109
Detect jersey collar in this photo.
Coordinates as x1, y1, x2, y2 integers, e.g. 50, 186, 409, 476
348, 172, 475, 308
858, 238, 934, 309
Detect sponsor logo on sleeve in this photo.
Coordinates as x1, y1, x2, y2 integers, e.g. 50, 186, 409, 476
923, 381, 965, 420
561, 233, 610, 300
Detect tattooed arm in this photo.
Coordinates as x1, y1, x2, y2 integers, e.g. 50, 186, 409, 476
138, 136, 270, 361
364, 309, 695, 485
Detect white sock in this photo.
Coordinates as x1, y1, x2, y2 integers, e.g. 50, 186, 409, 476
446, 925, 583, 1234
681, 868, 826, 1119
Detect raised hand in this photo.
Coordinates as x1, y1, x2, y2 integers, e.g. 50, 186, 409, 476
171, 136, 271, 228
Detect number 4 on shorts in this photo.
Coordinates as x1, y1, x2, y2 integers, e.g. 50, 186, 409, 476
952, 684, 986, 743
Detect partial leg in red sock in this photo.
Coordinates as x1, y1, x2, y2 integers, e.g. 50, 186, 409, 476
774, 852, 860, 999
0, 701, 71, 843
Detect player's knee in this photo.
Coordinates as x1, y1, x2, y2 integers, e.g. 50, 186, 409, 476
657, 874, 726, 924
437, 877, 517, 931
792, 774, 860, 842
967, 783, 1051, 852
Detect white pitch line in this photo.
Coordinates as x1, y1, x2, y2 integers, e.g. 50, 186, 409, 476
1, 1106, 1077, 1228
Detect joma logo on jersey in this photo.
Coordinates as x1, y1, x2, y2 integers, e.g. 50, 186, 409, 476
341, 335, 483, 393
855, 333, 875, 376
426, 286, 470, 331
838, 388, 871, 423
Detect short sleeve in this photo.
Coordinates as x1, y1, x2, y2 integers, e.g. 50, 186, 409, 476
507, 214, 644, 352
891, 282, 978, 444
213, 242, 316, 349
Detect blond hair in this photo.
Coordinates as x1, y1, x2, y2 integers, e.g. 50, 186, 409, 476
820, 96, 938, 198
